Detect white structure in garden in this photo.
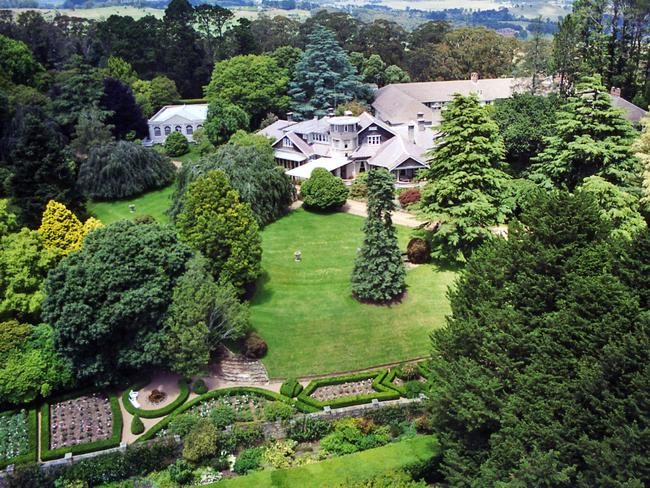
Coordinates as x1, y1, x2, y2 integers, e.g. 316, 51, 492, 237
147, 104, 208, 144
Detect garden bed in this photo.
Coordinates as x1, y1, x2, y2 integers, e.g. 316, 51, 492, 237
121, 378, 190, 419
297, 370, 401, 410
189, 393, 268, 423
0, 409, 37, 468
41, 391, 123, 461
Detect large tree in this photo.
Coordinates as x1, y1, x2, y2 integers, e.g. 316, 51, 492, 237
428, 190, 650, 486
42, 220, 192, 385
634, 117, 650, 213
530, 75, 640, 191
421, 93, 511, 262
351, 169, 405, 303
176, 170, 261, 290
0, 34, 44, 87
171, 139, 294, 226
100, 77, 148, 140
205, 54, 289, 128
288, 25, 365, 120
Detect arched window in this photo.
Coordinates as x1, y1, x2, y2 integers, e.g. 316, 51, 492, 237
186, 125, 193, 135
154, 126, 161, 137
164, 126, 171, 135
175, 125, 182, 132
197, 124, 203, 130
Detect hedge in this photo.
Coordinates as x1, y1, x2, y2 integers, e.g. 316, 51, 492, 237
0, 408, 38, 468
379, 369, 405, 396
121, 379, 190, 419
40, 392, 124, 461
297, 370, 401, 410
137, 387, 305, 442
178, 98, 208, 104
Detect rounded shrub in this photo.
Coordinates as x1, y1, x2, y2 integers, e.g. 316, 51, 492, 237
280, 378, 303, 398
263, 401, 296, 421
406, 237, 430, 264
233, 446, 264, 475
78, 141, 176, 200
398, 187, 421, 208
398, 362, 421, 380
243, 332, 267, 359
168, 459, 194, 484
131, 415, 145, 435
192, 379, 208, 395
164, 131, 190, 157
300, 168, 349, 210
403, 380, 426, 399
349, 179, 368, 201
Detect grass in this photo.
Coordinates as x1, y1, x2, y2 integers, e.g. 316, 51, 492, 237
87, 183, 176, 225
250, 209, 455, 378
216, 435, 439, 487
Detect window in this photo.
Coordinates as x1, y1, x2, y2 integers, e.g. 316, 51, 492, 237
283, 137, 293, 148
367, 135, 381, 145
197, 124, 203, 130
154, 126, 161, 137
175, 125, 182, 132
186, 125, 193, 135
164, 126, 171, 135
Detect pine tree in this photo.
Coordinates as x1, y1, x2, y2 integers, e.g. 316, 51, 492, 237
633, 117, 650, 212
351, 169, 405, 303
38, 201, 103, 255
288, 25, 364, 120
530, 75, 640, 191
421, 93, 511, 262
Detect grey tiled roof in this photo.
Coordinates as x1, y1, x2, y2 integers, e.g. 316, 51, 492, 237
610, 95, 648, 124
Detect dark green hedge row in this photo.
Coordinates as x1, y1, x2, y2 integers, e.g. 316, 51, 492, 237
40, 392, 124, 461
0, 408, 38, 469
121, 379, 190, 419
178, 98, 208, 104
297, 370, 401, 410
380, 369, 406, 396
137, 387, 303, 442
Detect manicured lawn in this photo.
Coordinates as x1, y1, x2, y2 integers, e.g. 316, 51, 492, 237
87, 183, 176, 225
216, 435, 439, 487
250, 209, 455, 378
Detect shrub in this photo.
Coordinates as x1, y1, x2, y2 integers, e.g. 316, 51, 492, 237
182, 420, 220, 462
349, 179, 368, 201
168, 459, 194, 484
164, 131, 190, 157
403, 381, 426, 399
77, 141, 175, 200
280, 378, 303, 398
287, 417, 332, 442
262, 439, 297, 469
192, 379, 208, 395
398, 362, 421, 381
168, 413, 199, 438
301, 168, 349, 210
209, 404, 236, 429
230, 423, 265, 449
263, 401, 296, 422
398, 188, 421, 208
406, 238, 430, 264
130, 415, 144, 435
233, 447, 265, 474
320, 418, 391, 456
243, 332, 267, 359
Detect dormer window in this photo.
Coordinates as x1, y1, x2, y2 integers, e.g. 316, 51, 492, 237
367, 135, 381, 145
283, 137, 293, 148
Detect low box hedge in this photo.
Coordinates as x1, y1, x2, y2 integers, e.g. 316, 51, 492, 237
40, 391, 123, 461
380, 369, 406, 396
137, 387, 301, 442
0, 408, 38, 469
121, 379, 190, 419
297, 370, 401, 410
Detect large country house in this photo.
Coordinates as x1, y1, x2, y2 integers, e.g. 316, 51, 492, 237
259, 111, 431, 184
147, 104, 208, 144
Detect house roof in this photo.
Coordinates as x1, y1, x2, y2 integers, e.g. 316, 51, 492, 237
610, 95, 647, 124
258, 119, 297, 140
286, 157, 350, 179
288, 117, 332, 135
373, 85, 433, 125
272, 132, 314, 156
149, 104, 208, 124
368, 136, 429, 171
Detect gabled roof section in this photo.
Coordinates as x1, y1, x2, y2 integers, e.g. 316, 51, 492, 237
368, 136, 429, 171
288, 117, 332, 135
373, 85, 433, 125
610, 95, 647, 124
149, 104, 208, 124
357, 112, 398, 137
272, 132, 314, 156
258, 119, 297, 140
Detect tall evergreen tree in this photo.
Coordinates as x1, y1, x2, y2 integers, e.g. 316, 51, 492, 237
288, 25, 364, 120
633, 117, 650, 213
351, 169, 405, 303
530, 75, 640, 191
421, 93, 511, 262
100, 78, 147, 140
6, 107, 83, 227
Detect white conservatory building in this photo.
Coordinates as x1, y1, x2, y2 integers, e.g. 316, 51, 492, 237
147, 104, 208, 144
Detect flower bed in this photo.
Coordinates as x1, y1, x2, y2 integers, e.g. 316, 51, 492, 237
189, 393, 269, 423
380, 364, 429, 396
121, 379, 190, 419
0, 409, 37, 468
137, 387, 306, 442
41, 391, 123, 461
297, 370, 400, 410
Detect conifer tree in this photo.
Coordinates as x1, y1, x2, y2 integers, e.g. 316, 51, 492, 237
351, 169, 405, 303
288, 25, 364, 120
38, 201, 103, 255
421, 93, 511, 262
633, 117, 650, 212
530, 75, 639, 191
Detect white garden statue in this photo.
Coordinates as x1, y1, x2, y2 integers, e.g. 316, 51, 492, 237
128, 390, 141, 409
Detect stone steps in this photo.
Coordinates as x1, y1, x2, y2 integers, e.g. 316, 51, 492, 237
216, 348, 269, 384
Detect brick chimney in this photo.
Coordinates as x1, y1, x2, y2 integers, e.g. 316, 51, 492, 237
287, 112, 294, 122
470, 72, 479, 83
407, 122, 416, 144
610, 86, 621, 97
417, 112, 425, 132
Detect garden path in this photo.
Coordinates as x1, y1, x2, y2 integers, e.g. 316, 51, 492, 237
341, 200, 425, 228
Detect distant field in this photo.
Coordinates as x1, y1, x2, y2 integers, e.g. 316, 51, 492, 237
6, 6, 310, 21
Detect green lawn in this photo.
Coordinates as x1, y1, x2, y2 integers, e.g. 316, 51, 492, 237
86, 183, 176, 225
250, 209, 455, 378
216, 435, 439, 488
